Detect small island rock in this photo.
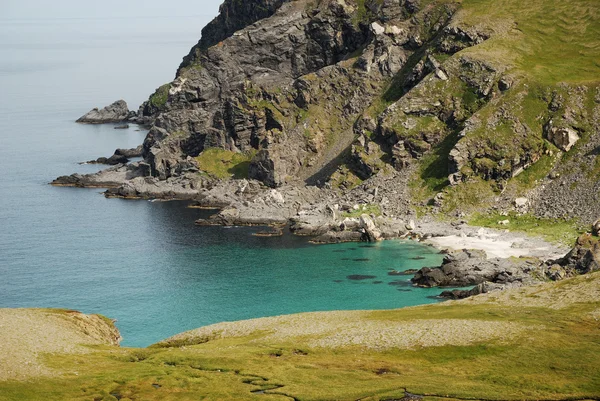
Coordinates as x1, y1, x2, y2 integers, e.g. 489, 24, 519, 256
77, 100, 130, 124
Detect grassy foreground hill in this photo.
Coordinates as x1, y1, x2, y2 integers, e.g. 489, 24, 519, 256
1, 272, 599, 400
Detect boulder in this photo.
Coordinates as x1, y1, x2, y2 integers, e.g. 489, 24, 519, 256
593, 219, 600, 237
360, 214, 382, 242
514, 197, 528, 208
546, 125, 580, 152
555, 234, 600, 274
77, 100, 130, 124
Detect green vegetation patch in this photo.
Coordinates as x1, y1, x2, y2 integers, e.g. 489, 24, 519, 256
329, 164, 364, 190
470, 212, 583, 244
195, 148, 256, 179
459, 0, 600, 85
149, 84, 170, 109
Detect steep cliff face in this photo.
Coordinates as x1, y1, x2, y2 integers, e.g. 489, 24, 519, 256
135, 0, 599, 222
138, 0, 466, 184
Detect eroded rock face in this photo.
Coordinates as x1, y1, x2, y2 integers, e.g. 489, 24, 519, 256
77, 100, 131, 124
135, 0, 469, 187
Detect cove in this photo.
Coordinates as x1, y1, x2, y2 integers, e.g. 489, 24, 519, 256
0, 13, 446, 348
1, 195, 446, 347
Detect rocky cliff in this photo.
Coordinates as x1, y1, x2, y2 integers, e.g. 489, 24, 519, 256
122, 0, 599, 226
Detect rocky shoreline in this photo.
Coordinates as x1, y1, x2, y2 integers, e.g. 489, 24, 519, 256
50, 147, 599, 301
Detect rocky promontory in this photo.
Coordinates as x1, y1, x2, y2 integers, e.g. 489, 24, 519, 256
76, 100, 132, 124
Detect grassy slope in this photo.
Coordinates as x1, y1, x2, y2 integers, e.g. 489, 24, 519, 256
459, 0, 600, 85
196, 148, 256, 179
407, 0, 599, 237
1, 272, 599, 401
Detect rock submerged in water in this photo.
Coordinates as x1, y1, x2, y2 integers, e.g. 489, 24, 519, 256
347, 275, 377, 281
82, 145, 143, 165
76, 100, 131, 124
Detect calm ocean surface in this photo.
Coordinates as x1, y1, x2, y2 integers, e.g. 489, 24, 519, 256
0, 13, 447, 347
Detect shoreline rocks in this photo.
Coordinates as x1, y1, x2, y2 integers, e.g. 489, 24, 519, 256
81, 145, 143, 166
76, 100, 132, 124
411, 249, 544, 288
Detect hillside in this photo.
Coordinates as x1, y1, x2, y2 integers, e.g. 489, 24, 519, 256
128, 0, 599, 223
1, 272, 599, 400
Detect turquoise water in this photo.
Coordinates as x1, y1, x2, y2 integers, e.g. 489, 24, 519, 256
0, 8, 446, 347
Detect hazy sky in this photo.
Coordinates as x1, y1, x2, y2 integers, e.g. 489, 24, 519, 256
0, 0, 223, 19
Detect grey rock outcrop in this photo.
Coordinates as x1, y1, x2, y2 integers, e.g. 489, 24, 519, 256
553, 234, 600, 275
77, 100, 131, 124
83, 146, 143, 165
52, 163, 144, 188
546, 123, 580, 152
411, 249, 542, 287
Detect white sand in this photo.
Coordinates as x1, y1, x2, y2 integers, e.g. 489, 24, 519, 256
424, 231, 562, 260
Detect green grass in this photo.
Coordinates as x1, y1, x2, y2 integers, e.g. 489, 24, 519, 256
3, 273, 600, 400
459, 0, 600, 85
149, 84, 170, 109
415, 131, 459, 195
351, 0, 384, 27
511, 153, 556, 190
195, 148, 256, 179
470, 212, 584, 244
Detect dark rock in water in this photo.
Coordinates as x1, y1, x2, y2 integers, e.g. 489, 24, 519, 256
388, 280, 412, 287
397, 288, 412, 292
83, 157, 108, 165
353, 258, 370, 262
76, 100, 130, 124
83, 154, 128, 166
347, 275, 377, 281
372, 281, 383, 284
105, 154, 129, 165
410, 256, 426, 260
252, 228, 283, 237
114, 124, 129, 129
115, 145, 143, 158
82, 146, 143, 165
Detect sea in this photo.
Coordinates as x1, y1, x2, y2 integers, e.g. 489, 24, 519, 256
0, 11, 448, 347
